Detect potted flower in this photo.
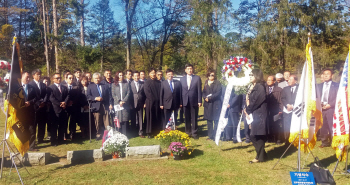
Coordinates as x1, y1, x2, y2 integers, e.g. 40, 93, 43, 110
103, 131, 129, 159
168, 142, 186, 160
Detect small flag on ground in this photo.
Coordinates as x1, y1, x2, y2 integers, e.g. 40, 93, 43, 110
332, 47, 350, 161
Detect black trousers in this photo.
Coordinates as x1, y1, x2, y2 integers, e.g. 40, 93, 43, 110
207, 120, 218, 140
250, 135, 267, 162
36, 109, 47, 142
51, 111, 68, 145
243, 116, 250, 141
225, 111, 239, 140
68, 110, 80, 135
119, 121, 129, 136
28, 118, 36, 150
163, 108, 178, 129
320, 109, 334, 145
184, 104, 199, 137
283, 113, 292, 142
131, 107, 144, 135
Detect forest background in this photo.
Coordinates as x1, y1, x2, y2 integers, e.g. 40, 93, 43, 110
1, 0, 350, 79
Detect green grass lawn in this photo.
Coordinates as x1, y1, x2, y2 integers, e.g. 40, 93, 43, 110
0, 108, 349, 185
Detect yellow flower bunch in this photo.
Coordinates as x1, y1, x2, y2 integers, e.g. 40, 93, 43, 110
155, 130, 192, 153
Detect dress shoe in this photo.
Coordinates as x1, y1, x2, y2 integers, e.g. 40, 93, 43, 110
245, 139, 251, 143
37, 140, 44, 144
249, 159, 259, 164
139, 135, 145, 138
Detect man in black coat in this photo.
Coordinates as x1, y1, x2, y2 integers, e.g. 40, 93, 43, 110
48, 73, 69, 146
87, 73, 113, 139
265, 75, 283, 144
65, 74, 82, 140
160, 69, 182, 130
125, 69, 133, 85
29, 69, 47, 144
130, 71, 146, 137
100, 69, 114, 89
180, 64, 202, 139
224, 89, 242, 143
281, 75, 298, 144
21, 71, 38, 151
72, 68, 83, 88
318, 69, 339, 148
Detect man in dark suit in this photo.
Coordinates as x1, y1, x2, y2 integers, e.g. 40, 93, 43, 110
29, 69, 47, 144
318, 69, 339, 148
100, 69, 114, 89
281, 75, 298, 144
224, 89, 242, 143
265, 75, 283, 144
72, 68, 82, 87
65, 74, 82, 140
130, 71, 145, 137
160, 69, 182, 130
61, 70, 71, 86
87, 73, 113, 139
48, 73, 69, 146
125, 69, 133, 85
180, 64, 202, 139
140, 70, 146, 82
21, 71, 38, 151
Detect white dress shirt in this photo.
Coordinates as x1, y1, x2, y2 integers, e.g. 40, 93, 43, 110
321, 81, 332, 103
134, 81, 139, 92
34, 79, 40, 90
187, 75, 192, 90
168, 79, 174, 91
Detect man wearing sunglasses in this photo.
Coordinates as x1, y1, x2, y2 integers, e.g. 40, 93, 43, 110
48, 73, 69, 146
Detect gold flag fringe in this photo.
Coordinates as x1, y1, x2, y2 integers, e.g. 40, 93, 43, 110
332, 135, 349, 162
4, 100, 29, 156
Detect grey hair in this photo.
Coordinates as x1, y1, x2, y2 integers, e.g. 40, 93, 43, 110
275, 73, 283, 78
93, 72, 101, 79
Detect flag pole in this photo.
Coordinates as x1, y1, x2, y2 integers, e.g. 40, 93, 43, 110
0, 37, 17, 179
0, 36, 24, 185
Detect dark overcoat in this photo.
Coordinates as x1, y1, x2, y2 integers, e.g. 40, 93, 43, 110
246, 83, 267, 136
202, 80, 222, 121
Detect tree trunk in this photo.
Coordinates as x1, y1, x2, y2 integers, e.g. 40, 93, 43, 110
125, 1, 131, 69
42, 0, 50, 76
24, 0, 27, 63
80, 0, 85, 46
18, 0, 22, 45
53, 0, 59, 73
101, 14, 105, 72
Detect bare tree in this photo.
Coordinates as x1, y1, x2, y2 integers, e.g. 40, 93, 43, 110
42, 0, 49, 76
53, 0, 59, 72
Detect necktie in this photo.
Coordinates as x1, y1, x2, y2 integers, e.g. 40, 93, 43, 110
269, 87, 272, 94
323, 82, 329, 103
69, 85, 72, 92
135, 82, 139, 92
97, 84, 102, 97
291, 87, 294, 94
187, 76, 191, 90
170, 81, 173, 93
23, 85, 28, 99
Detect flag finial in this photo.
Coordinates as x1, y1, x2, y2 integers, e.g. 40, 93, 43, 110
308, 32, 311, 44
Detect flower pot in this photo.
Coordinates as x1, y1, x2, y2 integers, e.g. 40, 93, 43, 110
170, 152, 174, 157
173, 155, 182, 160
112, 152, 119, 159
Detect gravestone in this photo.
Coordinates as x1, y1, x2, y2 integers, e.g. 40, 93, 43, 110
67, 149, 104, 164
13, 152, 50, 166
125, 145, 160, 159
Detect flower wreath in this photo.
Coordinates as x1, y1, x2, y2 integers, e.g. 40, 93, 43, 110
0, 60, 11, 90
221, 56, 254, 94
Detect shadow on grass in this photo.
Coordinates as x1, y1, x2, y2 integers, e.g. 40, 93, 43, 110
266, 144, 298, 161
305, 154, 338, 168
182, 149, 204, 160
49, 154, 64, 164
221, 145, 250, 151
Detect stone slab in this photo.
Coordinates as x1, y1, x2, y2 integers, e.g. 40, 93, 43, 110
13, 152, 50, 166
67, 149, 104, 164
126, 145, 160, 159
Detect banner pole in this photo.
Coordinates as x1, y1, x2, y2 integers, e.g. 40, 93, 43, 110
0, 38, 16, 179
